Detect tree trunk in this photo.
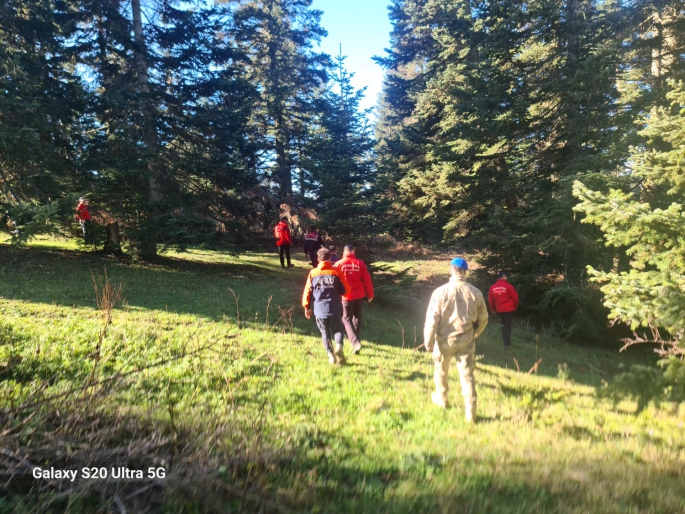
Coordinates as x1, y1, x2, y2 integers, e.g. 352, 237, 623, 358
565, 0, 579, 76
265, 1, 292, 201
464, 0, 479, 63
104, 222, 122, 254
496, 156, 518, 211
651, 6, 677, 84
132, 0, 161, 259
274, 111, 292, 199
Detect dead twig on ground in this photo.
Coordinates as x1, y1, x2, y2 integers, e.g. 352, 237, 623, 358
397, 319, 405, 349
272, 306, 294, 334
528, 359, 542, 375
265, 295, 273, 328
87, 266, 123, 387
227, 287, 241, 329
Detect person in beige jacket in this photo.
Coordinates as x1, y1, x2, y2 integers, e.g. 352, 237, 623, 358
424, 257, 488, 422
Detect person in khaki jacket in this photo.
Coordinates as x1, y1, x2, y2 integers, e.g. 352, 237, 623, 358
424, 258, 488, 422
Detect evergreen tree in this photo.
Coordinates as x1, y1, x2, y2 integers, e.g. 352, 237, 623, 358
376, 0, 631, 339
303, 51, 375, 237
230, 0, 329, 202
573, 79, 685, 354
0, 0, 87, 235
373, 0, 448, 242
74, 0, 258, 256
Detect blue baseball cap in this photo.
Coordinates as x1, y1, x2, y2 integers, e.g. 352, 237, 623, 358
450, 257, 468, 270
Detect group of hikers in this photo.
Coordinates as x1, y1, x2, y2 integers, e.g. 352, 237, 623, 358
274, 216, 375, 362
274, 216, 520, 424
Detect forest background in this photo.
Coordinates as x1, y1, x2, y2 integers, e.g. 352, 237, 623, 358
1, 0, 685, 355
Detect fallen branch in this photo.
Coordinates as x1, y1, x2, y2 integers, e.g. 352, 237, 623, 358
528, 358, 542, 375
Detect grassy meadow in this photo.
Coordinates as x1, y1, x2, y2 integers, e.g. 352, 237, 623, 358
0, 237, 684, 513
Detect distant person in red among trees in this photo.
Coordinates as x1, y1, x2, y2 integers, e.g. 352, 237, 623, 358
302, 226, 324, 267
75, 197, 91, 237
274, 216, 294, 268
488, 272, 519, 350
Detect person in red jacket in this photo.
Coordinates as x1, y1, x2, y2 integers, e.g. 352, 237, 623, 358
488, 272, 519, 349
274, 217, 294, 268
302, 226, 325, 267
75, 197, 91, 237
333, 244, 374, 354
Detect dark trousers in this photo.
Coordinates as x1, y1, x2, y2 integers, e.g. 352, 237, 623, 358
278, 245, 291, 266
342, 298, 364, 347
499, 311, 514, 348
307, 251, 318, 268
316, 316, 343, 354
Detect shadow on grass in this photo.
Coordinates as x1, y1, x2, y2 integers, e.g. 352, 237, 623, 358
0, 243, 303, 318
263, 431, 684, 514
0, 243, 660, 398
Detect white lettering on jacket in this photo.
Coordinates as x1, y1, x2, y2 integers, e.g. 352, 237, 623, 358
339, 263, 360, 273
315, 276, 335, 286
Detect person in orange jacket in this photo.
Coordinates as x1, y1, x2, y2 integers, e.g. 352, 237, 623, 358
302, 247, 351, 364
333, 244, 374, 355
488, 272, 519, 349
274, 216, 294, 268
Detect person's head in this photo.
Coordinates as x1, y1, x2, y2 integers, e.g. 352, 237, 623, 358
317, 247, 331, 263
279, 216, 287, 222
79, 197, 87, 204
343, 244, 355, 257
329, 245, 337, 254
449, 257, 468, 277
498, 271, 508, 281
310, 225, 318, 232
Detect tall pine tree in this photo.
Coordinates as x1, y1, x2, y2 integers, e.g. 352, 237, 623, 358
230, 0, 329, 203
303, 51, 375, 237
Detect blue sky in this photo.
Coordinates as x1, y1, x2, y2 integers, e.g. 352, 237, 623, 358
312, 0, 393, 114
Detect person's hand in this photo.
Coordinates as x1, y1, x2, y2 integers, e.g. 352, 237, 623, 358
304, 308, 312, 319
424, 343, 433, 353
368, 297, 374, 303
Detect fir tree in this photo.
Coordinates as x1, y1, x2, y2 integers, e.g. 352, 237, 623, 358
230, 0, 329, 202
303, 51, 375, 237
0, 0, 87, 235
75, 0, 258, 256
377, 0, 630, 339
573, 79, 685, 354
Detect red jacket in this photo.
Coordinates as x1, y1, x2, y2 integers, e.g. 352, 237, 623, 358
333, 255, 374, 302
488, 279, 519, 313
76, 203, 91, 221
274, 221, 292, 246
303, 231, 324, 254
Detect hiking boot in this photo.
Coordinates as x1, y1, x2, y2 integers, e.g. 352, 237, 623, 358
431, 392, 447, 409
287, 263, 294, 268
352, 342, 362, 355
334, 343, 346, 365
327, 352, 336, 365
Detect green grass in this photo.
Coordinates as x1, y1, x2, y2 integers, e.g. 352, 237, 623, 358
1, 237, 684, 513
